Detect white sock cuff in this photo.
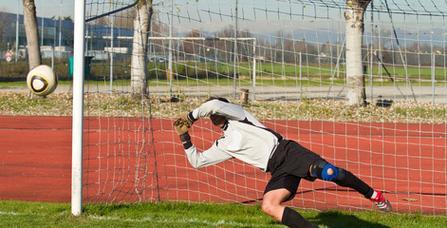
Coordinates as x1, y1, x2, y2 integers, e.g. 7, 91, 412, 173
371, 191, 378, 199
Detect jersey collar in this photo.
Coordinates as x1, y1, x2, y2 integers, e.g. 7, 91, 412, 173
221, 120, 229, 130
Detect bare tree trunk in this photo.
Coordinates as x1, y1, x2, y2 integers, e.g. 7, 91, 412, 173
23, 0, 41, 70
131, 0, 153, 95
344, 0, 370, 106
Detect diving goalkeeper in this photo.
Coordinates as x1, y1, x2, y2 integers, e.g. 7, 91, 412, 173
173, 97, 392, 228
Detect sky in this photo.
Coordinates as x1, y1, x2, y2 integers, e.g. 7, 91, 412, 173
0, 0, 74, 18
0, 0, 445, 21
0, 0, 445, 37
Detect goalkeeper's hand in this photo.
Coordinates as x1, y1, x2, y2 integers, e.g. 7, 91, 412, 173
173, 117, 193, 149
173, 117, 191, 135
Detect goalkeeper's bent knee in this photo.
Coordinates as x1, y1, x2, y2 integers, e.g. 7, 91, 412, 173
180, 132, 193, 149
309, 160, 346, 182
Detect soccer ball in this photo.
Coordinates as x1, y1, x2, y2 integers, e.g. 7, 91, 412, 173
26, 65, 58, 96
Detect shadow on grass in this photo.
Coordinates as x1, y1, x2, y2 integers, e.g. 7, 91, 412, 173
311, 211, 390, 228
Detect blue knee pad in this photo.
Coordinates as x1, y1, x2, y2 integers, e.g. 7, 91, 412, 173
321, 163, 339, 181
310, 160, 345, 182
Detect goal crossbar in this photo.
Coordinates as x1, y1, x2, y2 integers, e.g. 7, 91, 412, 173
99, 36, 257, 41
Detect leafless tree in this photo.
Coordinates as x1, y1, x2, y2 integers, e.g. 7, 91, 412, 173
344, 0, 371, 106
130, 0, 153, 95
23, 0, 41, 69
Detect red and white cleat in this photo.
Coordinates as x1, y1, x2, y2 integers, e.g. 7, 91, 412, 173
371, 191, 392, 212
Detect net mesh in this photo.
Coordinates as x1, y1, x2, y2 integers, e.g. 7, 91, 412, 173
82, 0, 447, 214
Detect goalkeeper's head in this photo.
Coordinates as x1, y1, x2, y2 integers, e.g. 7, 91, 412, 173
206, 97, 230, 126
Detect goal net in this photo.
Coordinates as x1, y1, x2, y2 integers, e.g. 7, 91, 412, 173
77, 0, 447, 215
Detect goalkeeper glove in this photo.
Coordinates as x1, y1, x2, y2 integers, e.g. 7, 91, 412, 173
173, 117, 190, 135
173, 118, 193, 149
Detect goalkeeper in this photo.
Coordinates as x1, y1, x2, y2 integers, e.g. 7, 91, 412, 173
173, 97, 392, 228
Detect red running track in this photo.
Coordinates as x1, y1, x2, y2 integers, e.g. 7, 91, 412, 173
0, 116, 446, 214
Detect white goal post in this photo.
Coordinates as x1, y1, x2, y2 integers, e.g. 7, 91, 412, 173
72, 0, 86, 216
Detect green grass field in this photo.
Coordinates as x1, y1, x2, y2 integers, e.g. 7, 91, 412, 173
1, 59, 446, 91
2, 60, 446, 82
0, 77, 446, 91
0, 201, 445, 228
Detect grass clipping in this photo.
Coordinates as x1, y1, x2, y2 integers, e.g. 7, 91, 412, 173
0, 92, 446, 123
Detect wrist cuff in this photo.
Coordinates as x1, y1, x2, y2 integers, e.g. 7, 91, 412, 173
179, 132, 192, 149
187, 112, 197, 123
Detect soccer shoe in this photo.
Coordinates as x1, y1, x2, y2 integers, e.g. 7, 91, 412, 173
371, 191, 392, 212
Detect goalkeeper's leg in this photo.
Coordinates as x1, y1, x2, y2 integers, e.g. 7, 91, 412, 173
309, 160, 392, 212
262, 175, 317, 228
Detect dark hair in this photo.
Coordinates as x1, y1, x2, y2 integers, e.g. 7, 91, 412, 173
210, 114, 226, 125
206, 97, 229, 103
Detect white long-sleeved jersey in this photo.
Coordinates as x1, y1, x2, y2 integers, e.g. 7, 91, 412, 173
184, 99, 281, 171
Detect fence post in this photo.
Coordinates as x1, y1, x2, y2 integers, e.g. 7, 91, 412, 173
431, 53, 436, 104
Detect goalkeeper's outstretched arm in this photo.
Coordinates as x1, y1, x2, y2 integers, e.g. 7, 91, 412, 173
187, 99, 246, 124
173, 117, 232, 169
183, 138, 232, 169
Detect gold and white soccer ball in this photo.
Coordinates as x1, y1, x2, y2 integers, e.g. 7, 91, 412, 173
26, 65, 58, 96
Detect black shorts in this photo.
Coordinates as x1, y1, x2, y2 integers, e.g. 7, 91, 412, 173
264, 174, 301, 201
264, 140, 323, 201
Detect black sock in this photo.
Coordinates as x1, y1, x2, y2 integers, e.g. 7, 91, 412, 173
334, 170, 374, 198
281, 207, 315, 228
310, 160, 374, 198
